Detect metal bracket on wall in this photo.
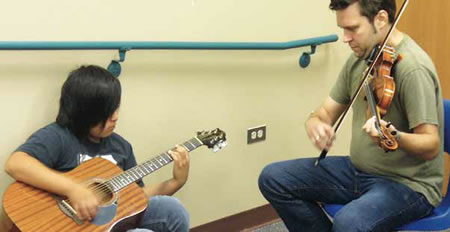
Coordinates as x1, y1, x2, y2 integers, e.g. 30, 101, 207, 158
107, 48, 129, 78
299, 45, 317, 68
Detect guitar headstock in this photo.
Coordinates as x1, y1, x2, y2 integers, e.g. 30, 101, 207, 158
197, 128, 227, 152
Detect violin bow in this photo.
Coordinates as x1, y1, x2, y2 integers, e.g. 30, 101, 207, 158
315, 0, 409, 166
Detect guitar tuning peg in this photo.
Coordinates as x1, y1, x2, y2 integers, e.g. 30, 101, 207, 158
197, 130, 204, 135
219, 141, 227, 148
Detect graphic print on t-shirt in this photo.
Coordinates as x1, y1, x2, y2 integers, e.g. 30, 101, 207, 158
79, 153, 118, 165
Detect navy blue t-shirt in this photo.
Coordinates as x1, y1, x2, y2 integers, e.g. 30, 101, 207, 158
16, 122, 144, 187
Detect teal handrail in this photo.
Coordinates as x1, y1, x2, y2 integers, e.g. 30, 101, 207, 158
0, 34, 338, 76
0, 35, 337, 50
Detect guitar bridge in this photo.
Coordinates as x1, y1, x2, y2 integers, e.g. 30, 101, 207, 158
53, 195, 83, 225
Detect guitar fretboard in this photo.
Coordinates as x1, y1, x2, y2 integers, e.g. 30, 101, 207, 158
106, 137, 203, 192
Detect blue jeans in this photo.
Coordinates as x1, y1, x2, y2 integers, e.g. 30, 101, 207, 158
127, 195, 189, 232
258, 156, 434, 232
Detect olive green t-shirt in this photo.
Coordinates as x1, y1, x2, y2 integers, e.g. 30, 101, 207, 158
330, 34, 444, 206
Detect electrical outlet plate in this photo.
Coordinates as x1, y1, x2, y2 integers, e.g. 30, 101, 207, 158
247, 125, 266, 144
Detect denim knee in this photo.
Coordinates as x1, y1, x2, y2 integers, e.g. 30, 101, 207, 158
333, 210, 371, 232
140, 195, 190, 232
258, 163, 278, 196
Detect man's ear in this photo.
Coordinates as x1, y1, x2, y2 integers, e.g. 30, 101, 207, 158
374, 10, 389, 30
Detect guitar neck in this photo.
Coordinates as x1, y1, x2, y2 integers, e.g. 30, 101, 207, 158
106, 137, 203, 192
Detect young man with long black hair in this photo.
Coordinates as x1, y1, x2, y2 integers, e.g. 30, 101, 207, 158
5, 65, 190, 232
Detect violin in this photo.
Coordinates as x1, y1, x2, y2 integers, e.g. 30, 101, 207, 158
315, 0, 409, 166
363, 45, 401, 152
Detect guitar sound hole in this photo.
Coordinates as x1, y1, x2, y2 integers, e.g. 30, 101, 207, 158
88, 182, 114, 205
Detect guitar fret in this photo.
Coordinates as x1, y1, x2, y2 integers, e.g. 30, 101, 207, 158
106, 182, 117, 192
112, 179, 121, 189
141, 164, 151, 174
107, 181, 119, 192
117, 179, 124, 188
182, 142, 194, 151
129, 171, 139, 180
111, 179, 121, 190
135, 170, 142, 179
149, 161, 158, 170
135, 168, 145, 178
145, 162, 155, 172
163, 152, 172, 159
154, 158, 163, 166
159, 156, 168, 164
129, 170, 136, 180
116, 178, 124, 188
120, 173, 128, 182
130, 168, 138, 178
165, 155, 171, 162
191, 138, 200, 146
124, 173, 134, 182
191, 137, 201, 146
163, 153, 173, 161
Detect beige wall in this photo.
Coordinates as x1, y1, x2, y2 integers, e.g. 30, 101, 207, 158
0, 0, 351, 227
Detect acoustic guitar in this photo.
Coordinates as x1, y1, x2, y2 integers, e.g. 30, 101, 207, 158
2, 128, 227, 232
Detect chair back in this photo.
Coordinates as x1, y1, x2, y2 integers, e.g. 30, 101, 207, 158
444, 99, 450, 153
397, 99, 450, 230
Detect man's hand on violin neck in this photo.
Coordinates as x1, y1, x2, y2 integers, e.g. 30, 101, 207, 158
305, 117, 336, 151
362, 116, 397, 144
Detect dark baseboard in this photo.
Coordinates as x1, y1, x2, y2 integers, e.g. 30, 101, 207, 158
190, 204, 279, 232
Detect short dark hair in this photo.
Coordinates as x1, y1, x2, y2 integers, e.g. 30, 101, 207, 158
329, 0, 396, 24
56, 65, 121, 139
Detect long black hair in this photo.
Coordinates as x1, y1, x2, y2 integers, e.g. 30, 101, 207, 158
329, 0, 396, 24
56, 65, 121, 139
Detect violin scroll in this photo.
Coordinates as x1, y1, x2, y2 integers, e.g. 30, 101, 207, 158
379, 123, 398, 152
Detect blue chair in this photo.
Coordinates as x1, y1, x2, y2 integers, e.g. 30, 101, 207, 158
322, 99, 450, 231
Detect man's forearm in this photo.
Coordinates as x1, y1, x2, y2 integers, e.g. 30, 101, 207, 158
396, 131, 440, 160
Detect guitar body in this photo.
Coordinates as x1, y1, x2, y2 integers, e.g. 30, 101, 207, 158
2, 158, 148, 232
